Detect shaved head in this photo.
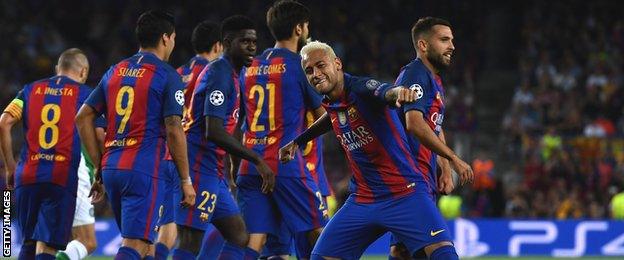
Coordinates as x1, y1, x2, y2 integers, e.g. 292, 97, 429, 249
57, 48, 89, 73
56, 48, 89, 83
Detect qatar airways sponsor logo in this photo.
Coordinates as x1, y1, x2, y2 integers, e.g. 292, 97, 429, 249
430, 112, 444, 132
336, 125, 375, 151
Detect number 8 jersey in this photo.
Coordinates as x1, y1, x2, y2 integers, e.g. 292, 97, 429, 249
85, 52, 184, 178
4, 75, 93, 195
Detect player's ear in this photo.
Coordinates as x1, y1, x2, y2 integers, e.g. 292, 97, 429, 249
335, 57, 342, 71
211, 42, 223, 54
417, 39, 428, 53
294, 23, 303, 37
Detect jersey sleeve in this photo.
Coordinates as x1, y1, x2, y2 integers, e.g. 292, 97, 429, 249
86, 68, 112, 115
95, 116, 107, 129
162, 68, 185, 117
203, 63, 232, 120
300, 71, 323, 110
3, 89, 25, 120
351, 76, 394, 105
396, 66, 433, 114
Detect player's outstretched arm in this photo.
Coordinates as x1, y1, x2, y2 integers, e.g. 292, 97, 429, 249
0, 112, 18, 189
385, 87, 418, 107
405, 110, 474, 185
206, 116, 275, 193
76, 105, 106, 202
164, 115, 196, 208
280, 112, 331, 163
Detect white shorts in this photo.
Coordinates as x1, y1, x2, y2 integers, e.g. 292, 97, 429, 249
73, 153, 95, 227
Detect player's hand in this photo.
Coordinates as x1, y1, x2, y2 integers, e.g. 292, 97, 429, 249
89, 178, 105, 204
180, 183, 196, 208
450, 155, 474, 185
256, 160, 275, 193
393, 87, 418, 107
5, 169, 15, 190
279, 141, 299, 163
438, 170, 456, 195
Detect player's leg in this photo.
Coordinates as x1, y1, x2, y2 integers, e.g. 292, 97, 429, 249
237, 175, 279, 253
172, 173, 220, 258
111, 171, 166, 259
388, 240, 413, 260
34, 183, 76, 259
212, 177, 261, 258
57, 163, 98, 260
261, 223, 292, 259
15, 184, 40, 259
310, 195, 385, 260
384, 192, 458, 260
154, 160, 179, 260
272, 176, 328, 258
197, 225, 225, 259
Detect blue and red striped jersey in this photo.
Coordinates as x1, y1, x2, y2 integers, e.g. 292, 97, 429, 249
185, 56, 240, 178
395, 58, 446, 192
302, 110, 331, 196
239, 48, 322, 177
163, 55, 211, 161
323, 73, 429, 203
5, 75, 93, 194
177, 55, 210, 127
85, 51, 185, 178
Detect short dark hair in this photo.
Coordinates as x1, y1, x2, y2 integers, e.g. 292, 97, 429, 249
411, 17, 451, 45
266, 0, 310, 41
135, 10, 175, 49
192, 20, 221, 53
221, 15, 255, 40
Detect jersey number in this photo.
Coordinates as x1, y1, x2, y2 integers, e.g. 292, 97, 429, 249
197, 190, 217, 213
38, 104, 61, 149
115, 86, 135, 134
249, 83, 276, 132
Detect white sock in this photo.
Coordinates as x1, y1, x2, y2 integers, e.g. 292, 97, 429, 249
61, 240, 89, 260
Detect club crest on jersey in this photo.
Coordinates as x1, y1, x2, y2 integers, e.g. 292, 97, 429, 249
209, 90, 225, 106
347, 107, 359, 122
410, 84, 424, 99
366, 79, 381, 90
175, 90, 185, 106
338, 111, 348, 125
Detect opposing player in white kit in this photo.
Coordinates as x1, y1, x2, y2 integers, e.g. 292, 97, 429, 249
56, 122, 105, 260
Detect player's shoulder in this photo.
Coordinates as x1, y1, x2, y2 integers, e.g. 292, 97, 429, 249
397, 59, 432, 87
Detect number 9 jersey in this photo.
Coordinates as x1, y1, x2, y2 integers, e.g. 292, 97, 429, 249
5, 75, 93, 195
85, 51, 185, 178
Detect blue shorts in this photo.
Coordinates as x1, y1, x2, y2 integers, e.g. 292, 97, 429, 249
158, 160, 179, 226
389, 191, 437, 246
175, 174, 239, 230
237, 175, 328, 235
103, 170, 165, 243
312, 192, 451, 259
15, 183, 76, 250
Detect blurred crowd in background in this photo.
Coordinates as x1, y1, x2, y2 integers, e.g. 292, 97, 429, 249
1, 0, 624, 219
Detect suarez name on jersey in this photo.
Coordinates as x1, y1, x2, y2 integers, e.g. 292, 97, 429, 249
85, 51, 184, 178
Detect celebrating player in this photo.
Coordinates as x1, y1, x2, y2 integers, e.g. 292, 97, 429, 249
239, 1, 328, 258
0, 48, 92, 260
75, 10, 196, 260
171, 15, 271, 259
279, 41, 460, 260
389, 16, 474, 259
155, 19, 223, 260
